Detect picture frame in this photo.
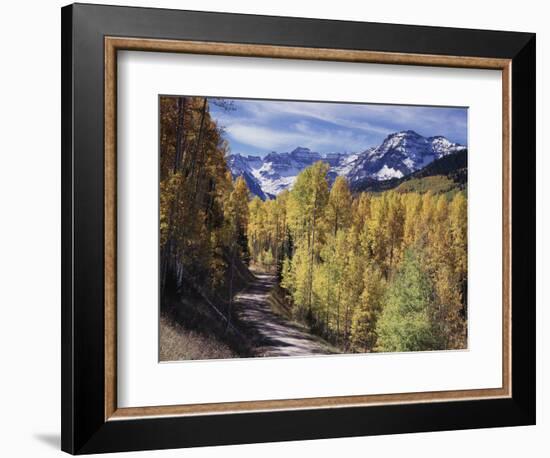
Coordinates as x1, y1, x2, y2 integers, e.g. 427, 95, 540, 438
61, 3, 536, 454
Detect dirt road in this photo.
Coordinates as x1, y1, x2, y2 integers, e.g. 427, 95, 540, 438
233, 273, 338, 357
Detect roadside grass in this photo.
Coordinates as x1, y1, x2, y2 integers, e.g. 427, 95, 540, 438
160, 255, 256, 361
160, 314, 237, 361
266, 283, 292, 320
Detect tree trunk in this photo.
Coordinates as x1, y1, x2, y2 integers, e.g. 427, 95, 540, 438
307, 189, 318, 315
193, 98, 208, 195
336, 293, 340, 344
189, 97, 207, 181
274, 214, 280, 274
173, 97, 186, 174
325, 277, 331, 335
225, 243, 237, 334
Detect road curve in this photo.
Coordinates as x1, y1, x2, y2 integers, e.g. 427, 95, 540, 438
233, 272, 338, 357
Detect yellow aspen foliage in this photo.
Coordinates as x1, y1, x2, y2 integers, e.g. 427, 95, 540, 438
352, 192, 371, 232
385, 192, 405, 273
161, 96, 468, 354
325, 176, 353, 236
402, 193, 423, 248
362, 194, 390, 276
433, 264, 466, 349
350, 263, 386, 351
449, 192, 468, 279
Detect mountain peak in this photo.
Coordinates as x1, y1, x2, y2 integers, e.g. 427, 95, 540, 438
290, 146, 312, 155
226, 132, 465, 199
290, 146, 322, 162
347, 131, 465, 185
390, 129, 422, 138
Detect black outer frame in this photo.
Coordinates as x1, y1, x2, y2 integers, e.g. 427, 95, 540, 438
61, 3, 536, 454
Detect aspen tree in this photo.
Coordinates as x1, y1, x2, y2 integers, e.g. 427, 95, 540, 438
350, 263, 385, 351
287, 162, 329, 317
326, 176, 353, 236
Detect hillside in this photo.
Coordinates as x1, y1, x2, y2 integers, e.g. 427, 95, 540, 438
351, 149, 467, 194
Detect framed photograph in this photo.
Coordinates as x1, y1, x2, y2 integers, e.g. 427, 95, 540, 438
61, 3, 536, 454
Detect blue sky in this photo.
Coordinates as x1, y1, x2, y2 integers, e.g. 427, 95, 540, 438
209, 98, 467, 158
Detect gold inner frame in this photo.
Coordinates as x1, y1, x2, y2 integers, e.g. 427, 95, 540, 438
104, 37, 512, 421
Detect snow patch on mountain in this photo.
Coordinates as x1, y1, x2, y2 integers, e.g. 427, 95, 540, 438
331, 153, 360, 176
346, 130, 466, 186
375, 165, 404, 180
226, 131, 465, 199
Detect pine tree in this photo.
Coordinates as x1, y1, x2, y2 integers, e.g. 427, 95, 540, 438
376, 249, 439, 352
160, 94, 469, 356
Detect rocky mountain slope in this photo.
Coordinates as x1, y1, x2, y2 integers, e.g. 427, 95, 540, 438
226, 130, 466, 199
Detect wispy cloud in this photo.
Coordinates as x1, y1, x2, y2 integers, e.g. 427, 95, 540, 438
226, 124, 306, 151
226, 121, 369, 153
240, 100, 389, 136
209, 98, 467, 157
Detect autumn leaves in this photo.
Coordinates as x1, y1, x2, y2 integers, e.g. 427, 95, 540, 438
160, 95, 467, 356
247, 163, 468, 353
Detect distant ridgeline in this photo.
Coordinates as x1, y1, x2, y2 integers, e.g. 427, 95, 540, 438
226, 130, 467, 200
352, 149, 468, 194
159, 96, 468, 357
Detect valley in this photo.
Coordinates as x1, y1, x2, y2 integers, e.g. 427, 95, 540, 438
159, 95, 468, 361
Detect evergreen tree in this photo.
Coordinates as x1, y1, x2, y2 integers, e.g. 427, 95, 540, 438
160, 96, 469, 354
376, 249, 439, 352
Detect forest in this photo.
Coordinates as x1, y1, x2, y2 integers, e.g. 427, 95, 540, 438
159, 95, 467, 360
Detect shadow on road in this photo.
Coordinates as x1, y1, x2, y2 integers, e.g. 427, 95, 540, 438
234, 272, 338, 357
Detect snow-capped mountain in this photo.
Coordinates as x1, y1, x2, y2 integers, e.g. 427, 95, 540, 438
227, 146, 329, 199
346, 130, 466, 185
225, 154, 269, 200
226, 131, 466, 199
